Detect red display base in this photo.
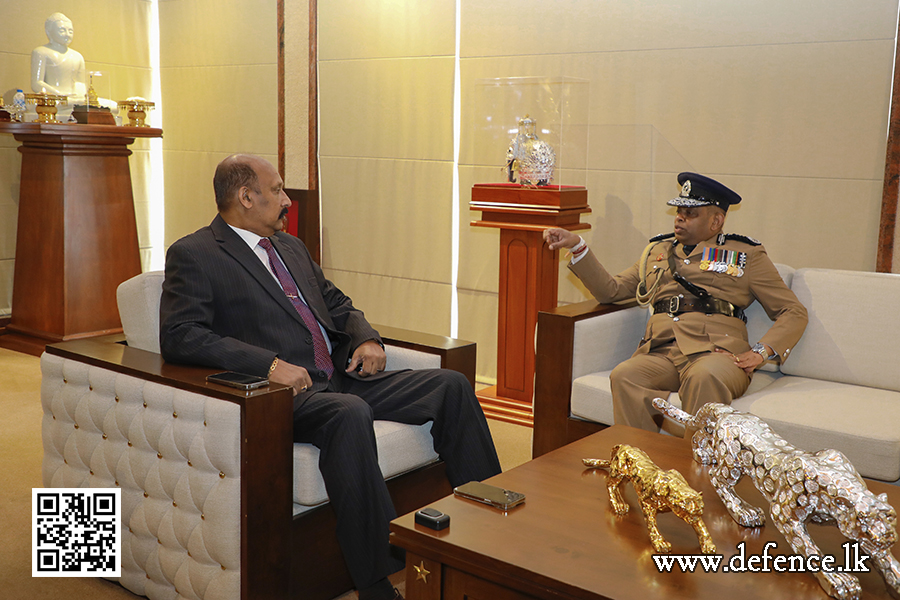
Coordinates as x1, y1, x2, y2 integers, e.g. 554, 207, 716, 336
470, 184, 591, 407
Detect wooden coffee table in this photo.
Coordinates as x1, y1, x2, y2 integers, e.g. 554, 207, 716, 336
390, 425, 900, 600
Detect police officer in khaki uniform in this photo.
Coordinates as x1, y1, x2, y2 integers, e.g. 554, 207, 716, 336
543, 172, 808, 432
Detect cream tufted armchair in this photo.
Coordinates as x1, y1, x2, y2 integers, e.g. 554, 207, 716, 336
41, 271, 475, 600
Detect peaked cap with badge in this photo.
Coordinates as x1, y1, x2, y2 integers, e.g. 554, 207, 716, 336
667, 172, 741, 212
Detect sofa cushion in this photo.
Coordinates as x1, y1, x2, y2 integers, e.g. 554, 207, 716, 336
570, 368, 782, 426
572, 306, 648, 380
746, 263, 795, 372
745, 376, 900, 481
292, 421, 438, 506
782, 268, 900, 392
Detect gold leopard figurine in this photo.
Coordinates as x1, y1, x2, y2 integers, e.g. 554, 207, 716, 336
584, 444, 716, 554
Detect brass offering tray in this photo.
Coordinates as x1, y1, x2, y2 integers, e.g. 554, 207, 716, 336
24, 93, 68, 124
117, 98, 155, 127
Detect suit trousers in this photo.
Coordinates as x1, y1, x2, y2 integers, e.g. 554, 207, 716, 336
609, 342, 751, 432
292, 368, 501, 589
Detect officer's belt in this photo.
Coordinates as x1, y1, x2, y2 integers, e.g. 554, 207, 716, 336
652, 296, 745, 321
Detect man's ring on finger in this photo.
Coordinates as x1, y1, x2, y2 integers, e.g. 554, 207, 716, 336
300, 385, 308, 392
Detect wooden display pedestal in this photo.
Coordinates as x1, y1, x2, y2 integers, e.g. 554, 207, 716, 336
0, 122, 162, 356
470, 183, 590, 426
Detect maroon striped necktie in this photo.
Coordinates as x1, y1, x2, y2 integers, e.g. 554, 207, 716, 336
257, 237, 334, 380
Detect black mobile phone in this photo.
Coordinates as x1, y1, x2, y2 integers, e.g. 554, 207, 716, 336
414, 507, 450, 530
206, 371, 269, 390
453, 481, 525, 510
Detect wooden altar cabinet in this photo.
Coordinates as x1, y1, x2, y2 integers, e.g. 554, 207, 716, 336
0, 122, 162, 356
470, 183, 590, 425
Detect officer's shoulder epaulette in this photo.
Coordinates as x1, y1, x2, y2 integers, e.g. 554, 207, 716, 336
649, 232, 676, 243
721, 233, 761, 246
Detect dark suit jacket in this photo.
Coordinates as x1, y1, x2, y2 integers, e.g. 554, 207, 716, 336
159, 214, 383, 407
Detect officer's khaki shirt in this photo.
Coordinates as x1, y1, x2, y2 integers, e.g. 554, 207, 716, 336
570, 233, 808, 363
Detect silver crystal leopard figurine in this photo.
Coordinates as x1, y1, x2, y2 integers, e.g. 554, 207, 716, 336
653, 397, 900, 600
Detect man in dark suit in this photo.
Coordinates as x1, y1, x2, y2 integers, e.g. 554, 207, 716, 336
160, 154, 501, 600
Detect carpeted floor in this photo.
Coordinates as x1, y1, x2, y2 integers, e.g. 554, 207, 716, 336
0, 347, 533, 599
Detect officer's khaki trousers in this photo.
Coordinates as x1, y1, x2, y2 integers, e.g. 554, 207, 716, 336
609, 342, 751, 433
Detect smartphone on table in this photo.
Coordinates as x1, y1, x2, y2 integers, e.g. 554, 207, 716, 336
453, 481, 525, 510
206, 371, 269, 390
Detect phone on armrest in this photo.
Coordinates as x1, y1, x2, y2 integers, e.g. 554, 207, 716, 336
206, 371, 269, 390
453, 481, 525, 510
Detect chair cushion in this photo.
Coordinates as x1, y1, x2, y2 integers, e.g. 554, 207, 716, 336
782, 268, 900, 392
292, 421, 438, 506
746, 376, 900, 481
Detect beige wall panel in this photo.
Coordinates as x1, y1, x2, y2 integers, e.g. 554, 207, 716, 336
3, 3, 67, 53
561, 41, 893, 181
283, 0, 310, 189
319, 0, 456, 60
163, 150, 234, 246
139, 248, 154, 273
319, 156, 453, 282
460, 0, 897, 57
160, 64, 277, 154
0, 146, 21, 260
129, 150, 153, 250
0, 134, 19, 151
0, 53, 32, 99
318, 57, 455, 161
158, 0, 276, 68
457, 164, 500, 293
322, 268, 452, 338
457, 288, 498, 385
586, 124, 692, 179
711, 174, 882, 272
0, 205, 16, 259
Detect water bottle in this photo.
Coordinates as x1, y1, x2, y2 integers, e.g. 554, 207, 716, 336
13, 89, 26, 123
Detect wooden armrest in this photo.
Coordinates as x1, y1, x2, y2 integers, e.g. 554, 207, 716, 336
46, 338, 295, 402
532, 299, 636, 458
374, 323, 477, 389
44, 338, 294, 600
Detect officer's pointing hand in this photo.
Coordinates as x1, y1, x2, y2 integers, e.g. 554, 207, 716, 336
543, 227, 580, 251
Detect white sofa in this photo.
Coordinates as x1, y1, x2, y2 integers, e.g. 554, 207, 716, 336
41, 271, 475, 600
533, 267, 900, 483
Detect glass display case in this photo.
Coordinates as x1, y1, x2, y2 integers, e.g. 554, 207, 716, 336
467, 76, 590, 188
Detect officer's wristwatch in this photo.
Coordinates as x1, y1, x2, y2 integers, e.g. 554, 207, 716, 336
751, 342, 776, 361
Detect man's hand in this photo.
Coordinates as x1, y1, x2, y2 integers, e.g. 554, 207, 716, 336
269, 359, 313, 396
346, 340, 386, 377
715, 347, 765, 376
543, 227, 581, 251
